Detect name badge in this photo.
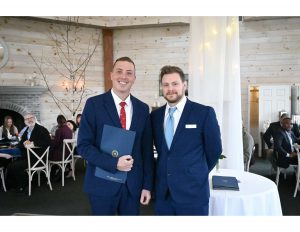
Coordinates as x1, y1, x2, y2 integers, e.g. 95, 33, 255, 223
185, 124, 197, 129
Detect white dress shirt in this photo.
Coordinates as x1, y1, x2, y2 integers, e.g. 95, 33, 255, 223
164, 96, 187, 134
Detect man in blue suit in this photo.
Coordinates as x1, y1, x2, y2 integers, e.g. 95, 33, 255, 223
151, 65, 222, 215
274, 117, 299, 168
77, 57, 154, 215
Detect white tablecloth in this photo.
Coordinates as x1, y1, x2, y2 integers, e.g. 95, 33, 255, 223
209, 169, 282, 216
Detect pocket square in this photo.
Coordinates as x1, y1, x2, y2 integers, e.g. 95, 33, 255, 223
185, 124, 197, 129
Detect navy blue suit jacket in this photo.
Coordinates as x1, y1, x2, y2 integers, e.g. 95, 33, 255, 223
151, 99, 222, 205
77, 91, 154, 197
274, 129, 300, 168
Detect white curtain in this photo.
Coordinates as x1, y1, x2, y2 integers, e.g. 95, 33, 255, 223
189, 16, 243, 170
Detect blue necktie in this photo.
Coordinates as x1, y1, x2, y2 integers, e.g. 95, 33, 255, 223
165, 107, 176, 149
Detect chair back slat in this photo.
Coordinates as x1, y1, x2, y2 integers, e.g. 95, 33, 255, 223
27, 147, 49, 170
25, 146, 52, 196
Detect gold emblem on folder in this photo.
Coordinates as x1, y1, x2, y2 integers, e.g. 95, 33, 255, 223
112, 150, 119, 157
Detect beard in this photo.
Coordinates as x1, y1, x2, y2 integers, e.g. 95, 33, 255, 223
163, 90, 184, 104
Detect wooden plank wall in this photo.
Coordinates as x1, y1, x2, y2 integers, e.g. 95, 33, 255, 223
240, 17, 300, 128
0, 17, 189, 130
0, 17, 103, 129
113, 25, 189, 107
2, 16, 300, 132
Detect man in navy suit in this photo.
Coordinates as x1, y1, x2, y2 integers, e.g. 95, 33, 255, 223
151, 65, 222, 215
263, 113, 300, 149
77, 57, 154, 215
274, 117, 299, 168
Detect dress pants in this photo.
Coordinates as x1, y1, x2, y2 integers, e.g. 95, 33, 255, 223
88, 184, 140, 215
155, 190, 209, 216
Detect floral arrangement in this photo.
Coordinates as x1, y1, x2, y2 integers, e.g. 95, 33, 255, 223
216, 153, 226, 172
219, 154, 226, 160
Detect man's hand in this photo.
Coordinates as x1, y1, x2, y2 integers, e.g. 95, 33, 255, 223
140, 189, 151, 205
117, 155, 134, 171
290, 152, 298, 158
23, 140, 34, 147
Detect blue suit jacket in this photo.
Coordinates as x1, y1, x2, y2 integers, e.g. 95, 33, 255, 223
151, 99, 222, 205
77, 90, 154, 197
274, 129, 300, 168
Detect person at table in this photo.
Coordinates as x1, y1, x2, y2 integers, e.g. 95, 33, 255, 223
6, 112, 51, 193
49, 115, 73, 161
0, 115, 18, 140
66, 119, 78, 139
77, 56, 153, 215
263, 113, 300, 149
151, 65, 222, 215
48, 115, 73, 180
273, 117, 300, 169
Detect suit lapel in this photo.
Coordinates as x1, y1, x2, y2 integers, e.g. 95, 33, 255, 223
170, 100, 192, 150
104, 91, 121, 128
157, 105, 167, 149
130, 96, 141, 132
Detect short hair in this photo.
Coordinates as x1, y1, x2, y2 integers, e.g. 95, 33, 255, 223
159, 65, 186, 83
280, 113, 290, 122
24, 112, 35, 117
280, 117, 292, 127
112, 57, 135, 70
57, 114, 66, 127
281, 117, 292, 122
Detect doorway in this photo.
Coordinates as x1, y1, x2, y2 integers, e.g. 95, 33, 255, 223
248, 85, 291, 157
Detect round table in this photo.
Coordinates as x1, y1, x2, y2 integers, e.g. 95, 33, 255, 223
209, 169, 282, 216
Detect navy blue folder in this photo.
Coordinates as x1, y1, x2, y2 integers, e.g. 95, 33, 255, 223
95, 124, 136, 183
212, 175, 240, 191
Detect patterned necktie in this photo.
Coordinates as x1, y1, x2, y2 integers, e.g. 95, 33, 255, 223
165, 107, 177, 149
119, 101, 127, 129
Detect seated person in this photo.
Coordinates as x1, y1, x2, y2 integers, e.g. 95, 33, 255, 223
49, 115, 73, 161
6, 112, 51, 193
0, 115, 18, 140
263, 113, 299, 149
66, 120, 78, 139
242, 126, 255, 170
273, 117, 300, 169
